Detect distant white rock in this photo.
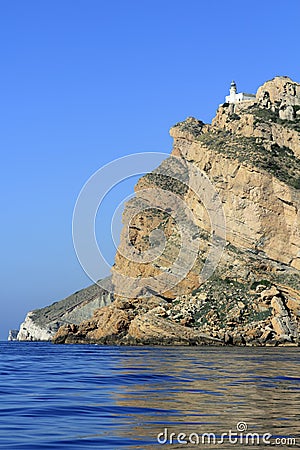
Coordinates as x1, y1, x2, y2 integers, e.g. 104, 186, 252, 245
8, 329, 19, 341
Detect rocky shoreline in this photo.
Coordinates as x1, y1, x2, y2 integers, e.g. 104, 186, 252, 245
53, 271, 300, 347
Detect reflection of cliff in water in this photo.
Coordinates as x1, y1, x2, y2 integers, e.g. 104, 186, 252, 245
109, 347, 300, 449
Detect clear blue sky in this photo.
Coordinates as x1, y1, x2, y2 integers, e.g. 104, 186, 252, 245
0, 0, 299, 339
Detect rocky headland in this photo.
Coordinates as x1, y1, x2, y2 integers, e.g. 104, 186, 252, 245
42, 77, 300, 346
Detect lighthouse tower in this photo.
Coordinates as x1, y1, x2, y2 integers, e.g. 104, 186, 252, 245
225, 81, 255, 104
227, 81, 237, 103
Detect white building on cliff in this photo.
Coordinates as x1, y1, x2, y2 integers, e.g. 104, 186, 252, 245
225, 81, 256, 104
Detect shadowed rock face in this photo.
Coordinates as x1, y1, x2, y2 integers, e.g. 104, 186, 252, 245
17, 279, 114, 341
53, 76, 300, 346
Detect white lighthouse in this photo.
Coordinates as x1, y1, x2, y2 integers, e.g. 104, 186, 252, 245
228, 80, 237, 102
225, 81, 255, 104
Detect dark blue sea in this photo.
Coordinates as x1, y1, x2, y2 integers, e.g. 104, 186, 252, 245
0, 342, 299, 449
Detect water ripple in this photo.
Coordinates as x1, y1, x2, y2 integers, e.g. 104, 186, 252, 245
0, 342, 299, 449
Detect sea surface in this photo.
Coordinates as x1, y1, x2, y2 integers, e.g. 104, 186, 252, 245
0, 342, 299, 449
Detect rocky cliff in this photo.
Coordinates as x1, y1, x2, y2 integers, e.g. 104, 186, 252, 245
54, 76, 300, 346
17, 279, 113, 341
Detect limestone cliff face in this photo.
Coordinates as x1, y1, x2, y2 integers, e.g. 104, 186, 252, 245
17, 280, 113, 341
171, 121, 300, 270
54, 77, 300, 346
